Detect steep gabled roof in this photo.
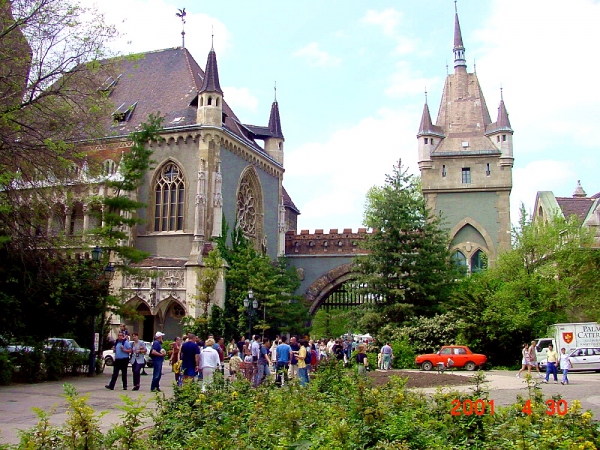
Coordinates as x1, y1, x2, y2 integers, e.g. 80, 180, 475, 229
555, 197, 596, 223
96, 47, 277, 159
282, 186, 300, 214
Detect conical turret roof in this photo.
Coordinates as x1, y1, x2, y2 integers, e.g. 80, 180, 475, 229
454, 12, 464, 50
417, 102, 445, 137
268, 100, 284, 139
199, 48, 223, 94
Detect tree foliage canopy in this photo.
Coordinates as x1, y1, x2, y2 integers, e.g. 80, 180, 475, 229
355, 161, 456, 319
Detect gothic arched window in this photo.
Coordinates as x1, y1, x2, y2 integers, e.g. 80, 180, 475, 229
452, 250, 468, 276
236, 167, 264, 245
471, 249, 487, 273
154, 162, 185, 231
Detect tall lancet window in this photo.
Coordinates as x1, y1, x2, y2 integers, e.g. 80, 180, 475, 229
154, 162, 185, 231
236, 167, 264, 245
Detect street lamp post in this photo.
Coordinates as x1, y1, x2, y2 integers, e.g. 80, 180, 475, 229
89, 246, 115, 376
243, 289, 258, 339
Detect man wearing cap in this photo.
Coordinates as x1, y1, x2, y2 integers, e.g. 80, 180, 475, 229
150, 331, 166, 392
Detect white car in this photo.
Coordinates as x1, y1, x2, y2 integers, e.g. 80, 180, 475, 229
45, 338, 90, 358
539, 347, 600, 372
103, 341, 153, 367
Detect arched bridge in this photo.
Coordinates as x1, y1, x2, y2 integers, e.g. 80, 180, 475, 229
284, 228, 371, 314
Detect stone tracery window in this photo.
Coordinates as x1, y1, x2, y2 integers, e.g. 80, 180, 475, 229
154, 162, 185, 231
236, 167, 263, 244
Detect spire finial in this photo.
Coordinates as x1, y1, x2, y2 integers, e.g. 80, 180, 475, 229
176, 8, 186, 48
274, 81, 277, 102
446, 60, 448, 75
424, 87, 428, 104
500, 85, 504, 101
455, 0, 458, 13
474, 58, 476, 73
211, 25, 214, 50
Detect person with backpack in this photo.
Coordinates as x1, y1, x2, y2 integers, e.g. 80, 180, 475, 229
297, 339, 310, 387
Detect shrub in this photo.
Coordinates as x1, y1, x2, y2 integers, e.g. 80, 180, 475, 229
390, 336, 416, 369
0, 352, 13, 385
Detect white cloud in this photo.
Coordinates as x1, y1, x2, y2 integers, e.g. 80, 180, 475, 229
512, 160, 575, 221
293, 42, 341, 68
81, 0, 231, 60
474, 0, 600, 154
362, 8, 403, 37
385, 61, 441, 98
222, 87, 258, 113
285, 107, 421, 231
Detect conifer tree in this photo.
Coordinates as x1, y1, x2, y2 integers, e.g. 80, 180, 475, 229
355, 161, 456, 320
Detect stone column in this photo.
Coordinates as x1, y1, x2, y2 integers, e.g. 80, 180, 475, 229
211, 161, 223, 238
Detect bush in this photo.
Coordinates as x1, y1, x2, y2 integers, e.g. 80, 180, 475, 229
0, 352, 13, 385
390, 336, 416, 369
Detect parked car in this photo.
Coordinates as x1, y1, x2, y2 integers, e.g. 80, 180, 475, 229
45, 338, 90, 359
415, 345, 487, 371
539, 347, 600, 372
103, 340, 153, 367
0, 335, 34, 355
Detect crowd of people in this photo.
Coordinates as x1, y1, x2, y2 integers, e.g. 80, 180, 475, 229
104, 329, 391, 391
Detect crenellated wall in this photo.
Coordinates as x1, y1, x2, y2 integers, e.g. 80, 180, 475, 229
284, 228, 370, 256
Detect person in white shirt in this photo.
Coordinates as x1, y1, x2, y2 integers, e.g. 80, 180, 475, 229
200, 338, 220, 387
559, 347, 571, 385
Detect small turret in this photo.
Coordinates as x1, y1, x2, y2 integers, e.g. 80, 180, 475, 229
417, 93, 445, 169
264, 85, 284, 165
197, 46, 223, 127
573, 180, 586, 198
485, 89, 514, 161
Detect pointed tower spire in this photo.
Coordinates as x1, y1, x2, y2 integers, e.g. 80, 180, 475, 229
496, 87, 512, 130
199, 47, 223, 94
453, 2, 467, 71
268, 83, 284, 139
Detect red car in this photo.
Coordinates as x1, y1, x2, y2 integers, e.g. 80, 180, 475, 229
415, 345, 487, 371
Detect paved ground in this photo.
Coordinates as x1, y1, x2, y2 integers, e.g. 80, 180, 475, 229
1, 369, 599, 445
410, 369, 600, 416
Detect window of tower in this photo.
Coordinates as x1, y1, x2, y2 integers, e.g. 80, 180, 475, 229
200, 97, 204, 106
497, 135, 500, 142
486, 163, 491, 176
442, 165, 446, 177
431, 139, 434, 145
208, 96, 212, 106
502, 134, 507, 142
216, 98, 220, 107
424, 138, 428, 144
461, 168, 471, 184
471, 250, 487, 273
452, 250, 467, 276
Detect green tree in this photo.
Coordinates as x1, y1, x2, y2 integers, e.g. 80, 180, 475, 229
0, 0, 118, 241
355, 161, 456, 320
449, 206, 600, 366
217, 225, 308, 340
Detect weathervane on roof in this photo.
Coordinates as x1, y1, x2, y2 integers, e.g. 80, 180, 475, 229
176, 8, 186, 48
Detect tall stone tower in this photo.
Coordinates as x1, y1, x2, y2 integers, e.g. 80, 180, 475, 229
417, 8, 514, 270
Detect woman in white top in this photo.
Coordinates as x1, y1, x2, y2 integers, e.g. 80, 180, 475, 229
516, 343, 531, 378
559, 347, 571, 385
200, 338, 220, 387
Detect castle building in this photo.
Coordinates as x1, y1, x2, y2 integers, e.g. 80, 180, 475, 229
417, 8, 514, 272
534, 181, 600, 245
57, 45, 299, 340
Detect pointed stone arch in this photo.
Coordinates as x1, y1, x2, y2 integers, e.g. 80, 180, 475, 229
236, 165, 264, 249
449, 217, 497, 263
305, 263, 356, 315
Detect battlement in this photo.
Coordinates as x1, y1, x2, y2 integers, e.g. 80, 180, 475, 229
284, 228, 371, 256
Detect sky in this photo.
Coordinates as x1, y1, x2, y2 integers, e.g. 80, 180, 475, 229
81, 0, 600, 232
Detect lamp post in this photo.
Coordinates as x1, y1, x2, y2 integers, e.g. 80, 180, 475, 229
242, 289, 258, 339
89, 246, 115, 375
